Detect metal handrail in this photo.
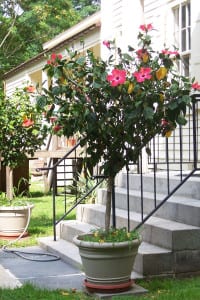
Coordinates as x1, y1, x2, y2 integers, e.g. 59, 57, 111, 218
37, 140, 107, 240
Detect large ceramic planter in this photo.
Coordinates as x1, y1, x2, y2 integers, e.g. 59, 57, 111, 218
73, 234, 140, 292
0, 204, 34, 238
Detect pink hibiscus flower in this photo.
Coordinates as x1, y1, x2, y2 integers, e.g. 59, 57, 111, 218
103, 40, 111, 49
139, 24, 153, 32
133, 67, 152, 83
162, 49, 179, 56
192, 82, 200, 90
107, 69, 126, 86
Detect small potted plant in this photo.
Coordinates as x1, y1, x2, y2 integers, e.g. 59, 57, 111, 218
0, 86, 48, 238
36, 24, 200, 291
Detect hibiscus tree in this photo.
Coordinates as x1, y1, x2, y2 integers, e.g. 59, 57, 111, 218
37, 24, 200, 230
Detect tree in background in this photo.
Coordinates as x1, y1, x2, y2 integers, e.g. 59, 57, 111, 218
0, 85, 48, 200
72, 0, 100, 18
0, 0, 100, 79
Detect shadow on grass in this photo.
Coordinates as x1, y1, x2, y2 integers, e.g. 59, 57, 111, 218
29, 213, 76, 235
30, 191, 52, 197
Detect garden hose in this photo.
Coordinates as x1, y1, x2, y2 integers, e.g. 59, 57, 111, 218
2, 205, 60, 262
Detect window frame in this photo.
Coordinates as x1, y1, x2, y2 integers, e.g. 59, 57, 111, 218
173, 1, 191, 76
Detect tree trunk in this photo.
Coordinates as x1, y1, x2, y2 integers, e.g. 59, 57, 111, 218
105, 176, 114, 231
6, 166, 13, 201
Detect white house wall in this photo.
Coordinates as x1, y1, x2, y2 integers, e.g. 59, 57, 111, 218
101, 0, 144, 59
5, 59, 46, 96
191, 0, 200, 81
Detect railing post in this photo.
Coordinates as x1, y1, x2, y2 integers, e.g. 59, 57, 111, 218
52, 167, 57, 241
111, 177, 116, 228
192, 95, 198, 170
126, 165, 130, 231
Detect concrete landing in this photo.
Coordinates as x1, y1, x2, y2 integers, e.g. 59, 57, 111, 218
0, 245, 147, 298
0, 246, 84, 290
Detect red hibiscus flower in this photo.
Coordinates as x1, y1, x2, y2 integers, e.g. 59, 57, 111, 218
133, 67, 152, 83
22, 119, 34, 128
47, 53, 62, 65
50, 116, 57, 123
26, 86, 35, 93
53, 124, 62, 132
107, 69, 126, 86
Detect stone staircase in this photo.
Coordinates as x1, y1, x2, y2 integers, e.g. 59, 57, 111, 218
39, 171, 200, 278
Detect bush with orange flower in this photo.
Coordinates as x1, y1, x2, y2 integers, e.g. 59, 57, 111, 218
0, 86, 47, 169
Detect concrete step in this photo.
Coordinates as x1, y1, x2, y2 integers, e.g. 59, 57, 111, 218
134, 241, 200, 276
97, 187, 200, 227
75, 203, 200, 251
38, 236, 82, 269
117, 172, 200, 200
59, 220, 98, 242
133, 242, 173, 276
39, 218, 200, 277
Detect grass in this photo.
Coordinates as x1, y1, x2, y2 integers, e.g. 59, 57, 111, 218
1, 177, 200, 299
0, 283, 90, 300
112, 277, 200, 300
1, 277, 200, 300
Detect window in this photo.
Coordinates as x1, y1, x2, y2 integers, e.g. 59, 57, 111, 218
173, 1, 191, 76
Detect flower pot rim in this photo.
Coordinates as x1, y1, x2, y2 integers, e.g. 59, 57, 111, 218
0, 203, 34, 210
73, 234, 140, 249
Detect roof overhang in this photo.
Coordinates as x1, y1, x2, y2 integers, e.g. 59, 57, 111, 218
3, 11, 101, 80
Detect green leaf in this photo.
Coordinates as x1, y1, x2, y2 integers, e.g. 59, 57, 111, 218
168, 101, 178, 110
36, 95, 47, 109
177, 115, 187, 125
143, 107, 154, 120
76, 56, 86, 65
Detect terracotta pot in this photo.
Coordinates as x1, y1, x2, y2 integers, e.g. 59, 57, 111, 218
73, 234, 140, 292
0, 204, 34, 238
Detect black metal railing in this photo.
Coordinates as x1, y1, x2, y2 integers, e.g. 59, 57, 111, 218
117, 94, 200, 231
37, 141, 106, 240
38, 94, 200, 240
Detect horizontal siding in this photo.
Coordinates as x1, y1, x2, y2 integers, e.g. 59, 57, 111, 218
112, 0, 123, 30
5, 28, 100, 95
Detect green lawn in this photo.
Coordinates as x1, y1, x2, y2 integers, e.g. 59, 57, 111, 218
1, 277, 200, 300
1, 178, 200, 299
113, 277, 200, 300
0, 283, 90, 300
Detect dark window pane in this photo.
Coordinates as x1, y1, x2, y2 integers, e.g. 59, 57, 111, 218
188, 3, 191, 26
188, 28, 191, 49
182, 5, 186, 27
182, 30, 186, 51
